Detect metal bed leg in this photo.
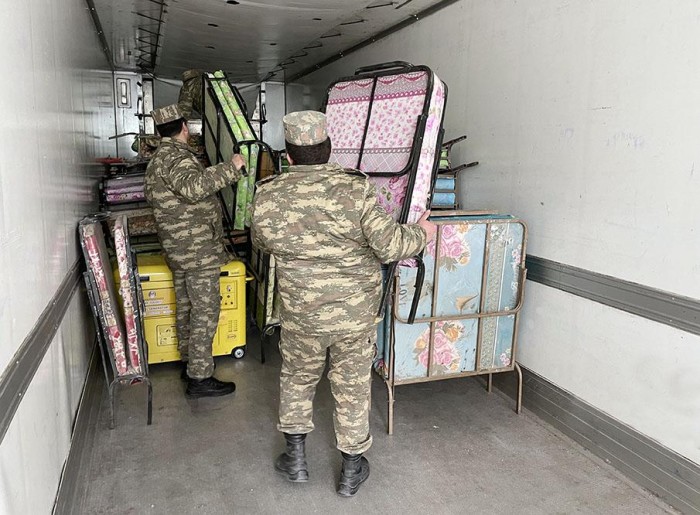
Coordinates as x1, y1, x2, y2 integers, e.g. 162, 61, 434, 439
487, 373, 493, 393
514, 362, 523, 414
385, 380, 395, 435
260, 325, 278, 364
260, 329, 266, 364
261, 325, 271, 364
146, 377, 153, 425
108, 381, 117, 430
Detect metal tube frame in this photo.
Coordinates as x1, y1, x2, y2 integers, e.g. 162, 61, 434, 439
83, 269, 152, 429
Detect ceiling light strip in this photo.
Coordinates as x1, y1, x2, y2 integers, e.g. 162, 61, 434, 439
340, 19, 364, 26
366, 2, 393, 9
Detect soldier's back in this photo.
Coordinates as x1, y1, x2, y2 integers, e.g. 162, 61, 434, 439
254, 164, 369, 261
252, 163, 383, 335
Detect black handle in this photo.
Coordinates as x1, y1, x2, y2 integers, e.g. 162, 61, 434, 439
442, 161, 479, 175
232, 142, 248, 177
233, 141, 243, 173
442, 135, 467, 150
238, 139, 277, 158
236, 139, 282, 176
376, 263, 397, 318
407, 255, 426, 324
427, 127, 446, 203
355, 61, 413, 75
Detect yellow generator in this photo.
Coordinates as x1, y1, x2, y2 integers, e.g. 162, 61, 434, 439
114, 254, 248, 364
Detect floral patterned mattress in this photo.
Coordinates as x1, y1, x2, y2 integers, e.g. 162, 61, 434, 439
106, 208, 157, 236
113, 216, 144, 374
104, 174, 146, 204
80, 217, 135, 377
376, 214, 527, 382
325, 67, 446, 224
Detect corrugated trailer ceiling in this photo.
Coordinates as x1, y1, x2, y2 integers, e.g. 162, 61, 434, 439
90, 0, 447, 82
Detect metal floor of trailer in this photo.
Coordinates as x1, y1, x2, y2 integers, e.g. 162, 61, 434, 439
67, 333, 675, 515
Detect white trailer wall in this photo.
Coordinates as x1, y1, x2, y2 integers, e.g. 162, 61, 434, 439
0, 0, 115, 512
290, 0, 700, 464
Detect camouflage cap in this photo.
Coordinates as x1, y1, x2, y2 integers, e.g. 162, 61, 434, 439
182, 69, 202, 82
283, 111, 328, 146
151, 104, 184, 125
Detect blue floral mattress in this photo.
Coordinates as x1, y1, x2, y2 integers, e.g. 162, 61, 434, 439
376, 214, 527, 382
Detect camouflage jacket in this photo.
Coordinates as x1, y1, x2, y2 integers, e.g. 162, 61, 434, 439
144, 138, 242, 271
251, 163, 427, 335
177, 76, 203, 120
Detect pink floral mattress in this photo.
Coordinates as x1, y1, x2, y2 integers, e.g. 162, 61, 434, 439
106, 184, 144, 195
105, 175, 144, 190
105, 174, 145, 204
326, 68, 446, 224
106, 191, 146, 204
113, 216, 143, 374
80, 219, 133, 377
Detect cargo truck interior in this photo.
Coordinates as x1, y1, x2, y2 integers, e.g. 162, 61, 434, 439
1, 0, 698, 513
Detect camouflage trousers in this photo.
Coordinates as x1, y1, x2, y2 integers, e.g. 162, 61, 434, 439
278, 327, 375, 455
173, 268, 220, 380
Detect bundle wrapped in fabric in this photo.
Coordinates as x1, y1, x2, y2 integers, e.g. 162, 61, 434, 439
104, 174, 146, 204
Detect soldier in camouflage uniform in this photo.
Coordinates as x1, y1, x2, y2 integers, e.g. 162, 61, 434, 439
145, 104, 245, 398
251, 111, 436, 496
177, 69, 203, 120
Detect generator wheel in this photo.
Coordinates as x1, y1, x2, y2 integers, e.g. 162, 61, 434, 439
232, 346, 246, 359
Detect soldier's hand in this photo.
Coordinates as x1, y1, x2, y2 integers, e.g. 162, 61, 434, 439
232, 154, 246, 171
418, 210, 437, 242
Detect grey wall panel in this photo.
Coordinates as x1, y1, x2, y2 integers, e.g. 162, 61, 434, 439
0, 0, 114, 511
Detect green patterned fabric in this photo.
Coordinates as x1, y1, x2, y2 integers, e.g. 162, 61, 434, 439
214, 71, 260, 229
208, 71, 260, 230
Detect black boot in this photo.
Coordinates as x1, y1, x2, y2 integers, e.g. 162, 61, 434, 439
337, 452, 370, 497
185, 376, 235, 398
274, 433, 309, 482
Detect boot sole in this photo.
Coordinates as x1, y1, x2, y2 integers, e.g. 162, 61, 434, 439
337, 468, 370, 497
274, 466, 309, 482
